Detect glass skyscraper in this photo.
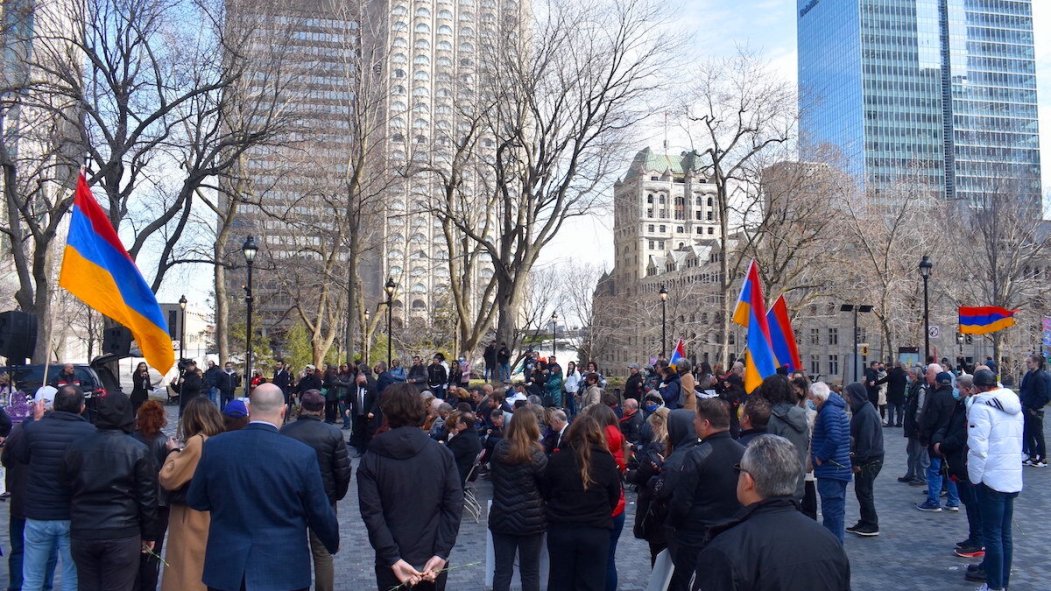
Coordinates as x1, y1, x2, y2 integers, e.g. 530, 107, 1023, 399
798, 0, 1042, 206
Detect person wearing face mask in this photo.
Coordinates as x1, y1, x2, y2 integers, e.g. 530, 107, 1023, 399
933, 373, 985, 562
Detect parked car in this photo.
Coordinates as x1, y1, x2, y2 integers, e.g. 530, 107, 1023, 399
0, 356, 122, 400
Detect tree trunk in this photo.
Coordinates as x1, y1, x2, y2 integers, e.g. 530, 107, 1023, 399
344, 225, 359, 364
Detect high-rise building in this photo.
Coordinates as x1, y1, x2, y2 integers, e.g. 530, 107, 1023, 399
798, 0, 1042, 206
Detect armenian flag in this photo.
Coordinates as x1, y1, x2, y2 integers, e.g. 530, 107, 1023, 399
767, 295, 803, 373
733, 260, 778, 392
669, 338, 686, 367
959, 306, 1018, 336
59, 173, 174, 373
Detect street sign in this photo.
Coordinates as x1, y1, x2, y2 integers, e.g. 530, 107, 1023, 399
928, 326, 940, 339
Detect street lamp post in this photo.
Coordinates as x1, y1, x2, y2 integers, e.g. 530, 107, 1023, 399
178, 295, 187, 363
840, 304, 873, 382
385, 277, 397, 367
659, 285, 668, 359
919, 255, 933, 363
551, 312, 558, 358
242, 236, 258, 394
364, 309, 371, 364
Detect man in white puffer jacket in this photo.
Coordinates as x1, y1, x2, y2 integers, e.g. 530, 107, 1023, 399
967, 369, 1024, 591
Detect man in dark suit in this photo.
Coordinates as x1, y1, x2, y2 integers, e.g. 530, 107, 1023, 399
187, 384, 338, 591
348, 370, 377, 457
273, 360, 292, 405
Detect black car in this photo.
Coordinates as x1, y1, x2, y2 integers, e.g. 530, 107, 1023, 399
0, 355, 122, 399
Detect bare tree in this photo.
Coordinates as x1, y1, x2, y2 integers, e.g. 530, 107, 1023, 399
438, 0, 675, 353
682, 49, 796, 366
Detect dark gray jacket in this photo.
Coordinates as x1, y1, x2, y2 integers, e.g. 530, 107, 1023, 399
488, 439, 547, 535
767, 402, 810, 500
281, 415, 352, 504
13, 411, 96, 521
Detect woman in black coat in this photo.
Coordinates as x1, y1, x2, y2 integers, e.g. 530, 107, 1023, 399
539, 415, 621, 591
130, 362, 152, 416
489, 407, 547, 591
444, 412, 482, 485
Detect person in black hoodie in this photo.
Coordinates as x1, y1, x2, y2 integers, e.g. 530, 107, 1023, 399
843, 382, 884, 537
357, 383, 463, 591
445, 412, 482, 485
539, 415, 621, 591
662, 398, 745, 591
64, 391, 159, 591
489, 407, 548, 591
933, 373, 984, 557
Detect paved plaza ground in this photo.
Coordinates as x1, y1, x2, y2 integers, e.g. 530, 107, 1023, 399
0, 405, 1047, 590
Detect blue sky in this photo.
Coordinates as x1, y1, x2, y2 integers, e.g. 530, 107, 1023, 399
542, 0, 1051, 271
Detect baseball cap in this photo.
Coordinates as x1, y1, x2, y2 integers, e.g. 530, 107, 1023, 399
935, 371, 954, 385
223, 399, 248, 419
973, 369, 997, 388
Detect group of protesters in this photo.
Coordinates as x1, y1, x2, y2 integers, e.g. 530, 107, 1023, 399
0, 341, 1038, 591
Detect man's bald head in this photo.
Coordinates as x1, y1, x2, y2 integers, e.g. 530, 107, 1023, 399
623, 398, 639, 411
250, 383, 286, 422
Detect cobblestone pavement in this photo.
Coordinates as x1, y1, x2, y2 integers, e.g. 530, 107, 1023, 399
0, 405, 1047, 590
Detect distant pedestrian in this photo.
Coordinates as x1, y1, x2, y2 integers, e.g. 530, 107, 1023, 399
1019, 354, 1048, 467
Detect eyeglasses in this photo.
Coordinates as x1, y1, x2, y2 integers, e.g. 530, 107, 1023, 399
733, 463, 751, 477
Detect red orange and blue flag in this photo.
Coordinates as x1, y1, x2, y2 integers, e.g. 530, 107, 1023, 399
58, 173, 174, 373
669, 338, 686, 367
767, 295, 802, 373
733, 260, 778, 393
959, 306, 1017, 336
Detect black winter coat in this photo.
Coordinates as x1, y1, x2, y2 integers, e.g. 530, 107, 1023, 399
903, 381, 926, 439
1020, 369, 1051, 410
427, 363, 448, 389
667, 431, 744, 533
694, 498, 851, 591
848, 392, 885, 464
624, 373, 645, 402
12, 411, 96, 521
539, 444, 620, 530
174, 370, 204, 400
64, 429, 159, 541
357, 426, 463, 567
882, 367, 908, 405
2, 421, 30, 519
281, 415, 352, 504
919, 384, 955, 446
488, 439, 547, 535
933, 399, 969, 480
133, 430, 171, 507
446, 429, 482, 484
627, 439, 666, 545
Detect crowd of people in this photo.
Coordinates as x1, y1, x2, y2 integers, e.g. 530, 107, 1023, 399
0, 344, 1040, 591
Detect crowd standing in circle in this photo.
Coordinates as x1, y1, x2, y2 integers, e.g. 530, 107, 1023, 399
0, 346, 1039, 591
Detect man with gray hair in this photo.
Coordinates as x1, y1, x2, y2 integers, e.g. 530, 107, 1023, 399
693, 435, 851, 591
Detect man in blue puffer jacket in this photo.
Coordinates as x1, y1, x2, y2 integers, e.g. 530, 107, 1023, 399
807, 382, 852, 543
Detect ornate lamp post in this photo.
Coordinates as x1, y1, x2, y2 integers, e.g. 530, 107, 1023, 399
178, 295, 187, 363
242, 236, 258, 392
551, 312, 558, 358
659, 285, 668, 358
385, 277, 397, 367
919, 255, 933, 363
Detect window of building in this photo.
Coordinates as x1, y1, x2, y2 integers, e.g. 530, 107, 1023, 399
695, 211, 702, 220
828, 328, 838, 346
659, 225, 665, 232
707, 212, 713, 221
646, 194, 653, 204
707, 197, 713, 207
394, 68, 406, 78
651, 176, 659, 181
696, 227, 703, 234
676, 226, 684, 233
707, 227, 714, 235
810, 355, 820, 376
810, 328, 820, 345
648, 224, 654, 232
659, 195, 666, 204
647, 209, 653, 217
649, 240, 655, 250
828, 354, 839, 376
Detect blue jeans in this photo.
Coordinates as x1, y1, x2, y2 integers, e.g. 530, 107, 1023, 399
23, 519, 76, 591
957, 479, 983, 546
606, 512, 625, 591
208, 386, 220, 406
817, 478, 848, 544
978, 484, 1017, 590
926, 457, 960, 506
499, 363, 510, 382
9, 517, 57, 591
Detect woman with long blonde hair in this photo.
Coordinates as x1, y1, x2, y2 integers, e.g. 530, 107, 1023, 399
489, 407, 547, 591
159, 397, 224, 591
539, 415, 621, 591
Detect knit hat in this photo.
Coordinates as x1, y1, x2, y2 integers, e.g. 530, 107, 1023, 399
973, 369, 997, 388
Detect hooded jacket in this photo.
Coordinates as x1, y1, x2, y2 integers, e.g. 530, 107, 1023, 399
766, 402, 810, 500
64, 392, 158, 541
845, 383, 884, 465
660, 372, 683, 409
357, 426, 463, 567
811, 393, 852, 481
968, 387, 1024, 493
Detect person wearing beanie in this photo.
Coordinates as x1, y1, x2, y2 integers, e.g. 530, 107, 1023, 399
64, 391, 159, 590
917, 367, 961, 512
843, 382, 884, 537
